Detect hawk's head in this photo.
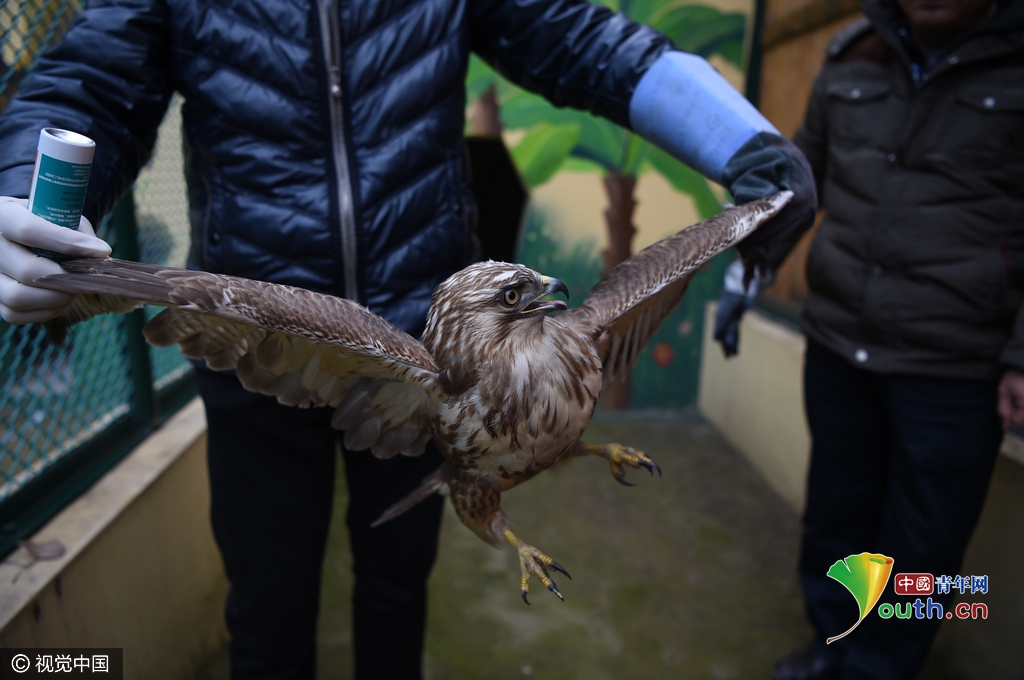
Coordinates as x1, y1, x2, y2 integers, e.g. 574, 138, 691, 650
422, 262, 569, 379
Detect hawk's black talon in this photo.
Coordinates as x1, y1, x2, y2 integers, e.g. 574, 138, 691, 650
549, 561, 572, 580
548, 581, 564, 601
639, 460, 662, 477
522, 589, 530, 605
614, 475, 636, 487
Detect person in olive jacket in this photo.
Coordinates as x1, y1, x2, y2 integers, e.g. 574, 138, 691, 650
718, 0, 1024, 679
0, 0, 816, 678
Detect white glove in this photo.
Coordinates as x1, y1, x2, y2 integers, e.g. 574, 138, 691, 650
0, 197, 111, 324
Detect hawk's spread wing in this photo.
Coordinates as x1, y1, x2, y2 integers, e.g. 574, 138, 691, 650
562, 192, 791, 386
40, 259, 440, 458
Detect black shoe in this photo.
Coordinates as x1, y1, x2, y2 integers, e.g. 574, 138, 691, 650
770, 643, 839, 680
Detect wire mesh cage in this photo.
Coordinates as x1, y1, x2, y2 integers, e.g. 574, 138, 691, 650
0, 1, 193, 535
135, 95, 193, 391
0, 0, 82, 111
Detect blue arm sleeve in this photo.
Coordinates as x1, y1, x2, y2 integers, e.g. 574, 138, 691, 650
628, 50, 777, 181
630, 50, 817, 268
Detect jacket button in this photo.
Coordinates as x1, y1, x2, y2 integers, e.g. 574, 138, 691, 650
887, 153, 897, 164
209, 231, 221, 245
983, 97, 996, 109
850, 88, 862, 99
947, 54, 960, 65
855, 349, 868, 363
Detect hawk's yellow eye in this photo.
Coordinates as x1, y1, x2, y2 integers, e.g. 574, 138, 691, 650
504, 289, 519, 306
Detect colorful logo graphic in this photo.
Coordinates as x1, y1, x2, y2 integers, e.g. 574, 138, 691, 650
825, 552, 894, 644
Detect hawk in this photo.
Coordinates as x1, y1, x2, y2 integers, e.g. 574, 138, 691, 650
38, 192, 790, 602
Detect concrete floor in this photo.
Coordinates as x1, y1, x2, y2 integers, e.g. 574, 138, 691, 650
206, 409, 963, 679
318, 410, 813, 680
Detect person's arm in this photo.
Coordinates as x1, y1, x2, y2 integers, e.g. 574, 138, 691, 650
469, 0, 816, 252
998, 368, 1024, 430
469, 0, 670, 129
0, 0, 174, 221
630, 52, 816, 268
0, 0, 174, 324
711, 68, 827, 356
998, 308, 1024, 429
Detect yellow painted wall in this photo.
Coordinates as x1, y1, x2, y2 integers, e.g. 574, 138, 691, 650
0, 400, 228, 680
698, 303, 810, 511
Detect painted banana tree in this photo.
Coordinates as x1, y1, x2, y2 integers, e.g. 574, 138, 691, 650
466, 1, 749, 408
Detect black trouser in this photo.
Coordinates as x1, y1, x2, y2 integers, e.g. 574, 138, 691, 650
197, 367, 445, 680
800, 341, 1002, 680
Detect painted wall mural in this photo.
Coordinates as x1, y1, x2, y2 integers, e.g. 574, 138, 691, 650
467, 0, 754, 408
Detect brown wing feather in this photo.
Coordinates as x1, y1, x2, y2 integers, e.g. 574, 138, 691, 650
562, 192, 792, 386
39, 259, 440, 458
46, 293, 147, 346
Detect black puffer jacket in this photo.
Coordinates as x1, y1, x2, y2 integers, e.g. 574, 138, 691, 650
0, 0, 670, 335
794, 0, 1024, 379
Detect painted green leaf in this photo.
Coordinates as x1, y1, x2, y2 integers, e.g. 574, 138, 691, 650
645, 145, 722, 219
500, 90, 622, 170
570, 120, 625, 171
652, 6, 746, 68
465, 55, 521, 103
715, 39, 745, 69
621, 132, 648, 177
511, 123, 581, 188
619, 0, 662, 23
562, 157, 606, 174
465, 55, 497, 102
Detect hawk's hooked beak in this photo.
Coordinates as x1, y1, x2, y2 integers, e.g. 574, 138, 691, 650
522, 276, 569, 314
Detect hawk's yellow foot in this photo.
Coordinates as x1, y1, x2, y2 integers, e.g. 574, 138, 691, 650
503, 529, 571, 604
583, 443, 662, 486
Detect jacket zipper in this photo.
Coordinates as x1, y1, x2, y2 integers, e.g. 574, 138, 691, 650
316, 0, 359, 300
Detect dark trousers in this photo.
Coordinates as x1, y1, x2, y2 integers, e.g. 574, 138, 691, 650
800, 341, 1002, 680
197, 367, 445, 680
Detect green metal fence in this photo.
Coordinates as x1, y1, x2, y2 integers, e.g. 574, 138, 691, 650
0, 1, 195, 558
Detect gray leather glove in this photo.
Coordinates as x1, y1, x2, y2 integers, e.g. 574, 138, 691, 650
723, 132, 817, 271
0, 197, 110, 324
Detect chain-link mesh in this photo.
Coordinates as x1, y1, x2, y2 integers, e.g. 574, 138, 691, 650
134, 95, 193, 391
0, 3, 193, 505
0, 0, 82, 110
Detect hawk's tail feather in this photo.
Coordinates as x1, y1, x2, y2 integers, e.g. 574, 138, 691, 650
370, 463, 449, 528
